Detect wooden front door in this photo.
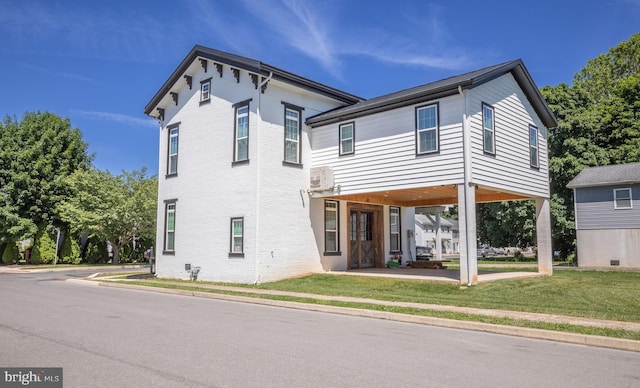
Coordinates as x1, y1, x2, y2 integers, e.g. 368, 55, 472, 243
347, 203, 383, 269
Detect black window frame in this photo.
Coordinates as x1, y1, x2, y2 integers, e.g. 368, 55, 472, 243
529, 124, 539, 168
229, 217, 245, 257
339, 122, 355, 156
232, 99, 252, 165
482, 102, 496, 155
415, 103, 440, 155
166, 122, 180, 177
324, 200, 341, 255
163, 199, 177, 254
282, 101, 304, 166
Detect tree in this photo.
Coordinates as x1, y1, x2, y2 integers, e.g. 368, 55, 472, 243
57, 168, 157, 264
0, 112, 90, 246
476, 201, 536, 248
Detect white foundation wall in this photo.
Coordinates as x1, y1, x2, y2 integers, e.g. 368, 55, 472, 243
577, 229, 640, 268
155, 59, 347, 283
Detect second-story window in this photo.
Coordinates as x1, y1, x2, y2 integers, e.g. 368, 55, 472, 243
284, 107, 301, 164
167, 124, 179, 176
339, 122, 354, 155
233, 100, 251, 162
483, 103, 495, 154
200, 78, 211, 102
529, 125, 539, 168
416, 104, 439, 154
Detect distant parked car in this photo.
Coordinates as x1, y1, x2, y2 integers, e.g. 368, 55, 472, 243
416, 246, 434, 260
476, 247, 497, 258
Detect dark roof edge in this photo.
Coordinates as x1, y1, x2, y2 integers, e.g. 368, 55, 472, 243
144, 45, 363, 115
306, 60, 558, 129
567, 180, 640, 189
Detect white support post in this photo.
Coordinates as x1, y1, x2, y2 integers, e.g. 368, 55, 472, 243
435, 212, 442, 261
458, 183, 478, 285
536, 197, 553, 275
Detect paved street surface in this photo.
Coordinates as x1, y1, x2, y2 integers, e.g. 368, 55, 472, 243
1, 270, 639, 387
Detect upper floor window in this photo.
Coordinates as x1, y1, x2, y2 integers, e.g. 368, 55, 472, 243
164, 201, 176, 253
284, 105, 302, 164
529, 125, 539, 168
482, 103, 495, 154
614, 188, 632, 209
230, 217, 244, 255
416, 104, 439, 154
390, 207, 401, 253
200, 78, 211, 103
339, 122, 354, 155
324, 200, 340, 254
167, 124, 179, 176
233, 100, 251, 162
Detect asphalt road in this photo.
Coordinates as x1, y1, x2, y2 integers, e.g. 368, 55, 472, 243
1, 270, 639, 387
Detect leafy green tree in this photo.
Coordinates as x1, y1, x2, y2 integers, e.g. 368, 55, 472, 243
476, 201, 535, 248
0, 112, 90, 246
57, 168, 157, 264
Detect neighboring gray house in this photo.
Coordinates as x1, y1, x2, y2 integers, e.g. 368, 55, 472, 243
567, 163, 640, 268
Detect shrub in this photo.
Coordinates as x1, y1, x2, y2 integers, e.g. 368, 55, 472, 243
513, 250, 525, 262
31, 227, 57, 264
2, 243, 19, 264
60, 234, 82, 264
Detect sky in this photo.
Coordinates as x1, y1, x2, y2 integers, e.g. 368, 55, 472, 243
1, 0, 638, 176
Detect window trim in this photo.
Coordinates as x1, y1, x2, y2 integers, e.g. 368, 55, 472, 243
163, 199, 177, 254
614, 188, 633, 209
200, 77, 212, 104
389, 207, 401, 253
415, 103, 440, 155
233, 99, 252, 163
529, 124, 539, 168
339, 122, 355, 156
324, 200, 341, 255
282, 102, 303, 165
166, 122, 180, 177
229, 217, 245, 257
482, 103, 496, 155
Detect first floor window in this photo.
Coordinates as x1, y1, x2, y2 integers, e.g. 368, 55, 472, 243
339, 122, 354, 155
390, 207, 401, 252
284, 107, 301, 163
614, 188, 632, 209
164, 201, 176, 252
234, 101, 250, 162
325, 200, 339, 253
482, 103, 495, 154
230, 217, 244, 253
416, 104, 439, 154
529, 125, 539, 167
167, 125, 179, 175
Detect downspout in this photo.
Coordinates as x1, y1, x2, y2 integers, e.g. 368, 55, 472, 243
253, 72, 273, 285
458, 85, 473, 286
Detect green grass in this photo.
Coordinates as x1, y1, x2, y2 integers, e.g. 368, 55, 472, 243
117, 278, 640, 341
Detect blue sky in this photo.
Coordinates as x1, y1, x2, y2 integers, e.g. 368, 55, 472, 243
1, 0, 638, 175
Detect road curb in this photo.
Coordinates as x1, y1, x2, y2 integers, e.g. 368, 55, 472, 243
77, 279, 640, 353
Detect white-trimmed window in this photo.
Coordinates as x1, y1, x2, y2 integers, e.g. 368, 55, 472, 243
416, 104, 439, 154
529, 125, 539, 168
230, 217, 244, 254
284, 107, 301, 163
390, 207, 401, 253
200, 78, 211, 102
614, 188, 632, 209
167, 125, 179, 176
482, 103, 495, 154
164, 201, 176, 253
233, 100, 250, 162
324, 200, 339, 253
339, 122, 354, 155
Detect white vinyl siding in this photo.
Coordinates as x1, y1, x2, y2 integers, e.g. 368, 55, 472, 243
614, 188, 632, 209
416, 104, 438, 154
339, 122, 355, 155
469, 73, 550, 198
312, 94, 464, 195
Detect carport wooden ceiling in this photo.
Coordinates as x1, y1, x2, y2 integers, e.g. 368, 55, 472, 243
326, 185, 530, 207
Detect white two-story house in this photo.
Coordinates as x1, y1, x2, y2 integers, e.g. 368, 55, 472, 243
144, 45, 557, 285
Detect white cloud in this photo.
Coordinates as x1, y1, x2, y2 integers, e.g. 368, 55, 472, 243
21, 64, 98, 84
71, 110, 158, 129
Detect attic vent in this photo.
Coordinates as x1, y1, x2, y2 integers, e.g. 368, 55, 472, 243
310, 166, 334, 192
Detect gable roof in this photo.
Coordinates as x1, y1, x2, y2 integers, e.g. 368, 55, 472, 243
306, 59, 557, 128
144, 45, 364, 115
567, 162, 640, 189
